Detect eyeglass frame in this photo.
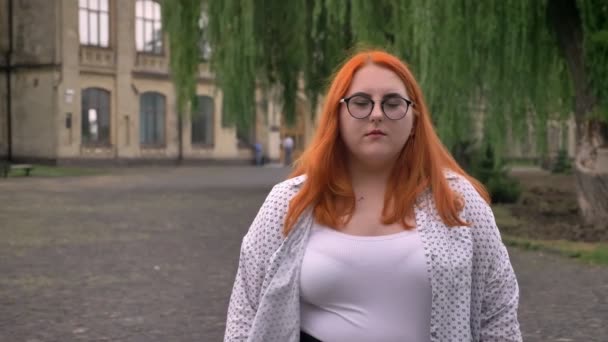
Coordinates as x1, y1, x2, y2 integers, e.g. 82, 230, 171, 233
339, 94, 415, 120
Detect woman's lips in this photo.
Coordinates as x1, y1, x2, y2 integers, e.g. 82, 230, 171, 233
365, 130, 386, 136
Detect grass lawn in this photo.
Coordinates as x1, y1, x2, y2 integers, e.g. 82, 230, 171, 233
505, 158, 540, 167
502, 234, 608, 265
3, 164, 105, 178
493, 204, 608, 266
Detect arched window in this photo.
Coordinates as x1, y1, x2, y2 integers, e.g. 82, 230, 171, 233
81, 87, 111, 145
140, 92, 166, 145
192, 96, 214, 145
135, 0, 162, 54
79, 0, 110, 47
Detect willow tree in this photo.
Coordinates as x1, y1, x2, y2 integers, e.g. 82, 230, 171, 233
162, 0, 202, 161
164, 0, 608, 226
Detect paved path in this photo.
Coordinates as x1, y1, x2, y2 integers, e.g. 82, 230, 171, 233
0, 166, 606, 341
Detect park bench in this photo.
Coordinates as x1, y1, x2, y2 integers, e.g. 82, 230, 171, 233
1, 162, 34, 178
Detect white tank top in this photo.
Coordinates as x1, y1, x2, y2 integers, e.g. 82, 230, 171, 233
300, 222, 432, 342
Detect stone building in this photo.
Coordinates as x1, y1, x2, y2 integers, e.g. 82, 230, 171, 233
0, 0, 300, 165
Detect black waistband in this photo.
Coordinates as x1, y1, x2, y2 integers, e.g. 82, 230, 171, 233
300, 330, 323, 342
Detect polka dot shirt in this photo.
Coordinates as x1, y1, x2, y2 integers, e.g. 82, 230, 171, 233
224, 172, 522, 342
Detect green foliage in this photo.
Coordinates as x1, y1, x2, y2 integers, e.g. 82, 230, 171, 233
207, 0, 257, 129
580, 0, 608, 114
206, 0, 307, 128
453, 140, 522, 205
471, 145, 522, 204
161, 0, 202, 117
551, 149, 572, 174
163, 0, 607, 152
451, 139, 477, 171
304, 0, 353, 118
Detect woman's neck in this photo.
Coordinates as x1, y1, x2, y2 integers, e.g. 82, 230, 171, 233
347, 158, 394, 199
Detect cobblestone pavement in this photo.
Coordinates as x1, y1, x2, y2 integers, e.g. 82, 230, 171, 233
0, 166, 606, 341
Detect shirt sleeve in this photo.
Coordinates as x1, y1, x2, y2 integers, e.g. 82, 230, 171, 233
224, 183, 289, 342
465, 183, 523, 342
224, 197, 270, 341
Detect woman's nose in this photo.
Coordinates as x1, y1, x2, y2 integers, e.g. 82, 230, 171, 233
369, 103, 383, 122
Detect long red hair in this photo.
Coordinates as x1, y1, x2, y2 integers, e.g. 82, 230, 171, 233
283, 50, 489, 236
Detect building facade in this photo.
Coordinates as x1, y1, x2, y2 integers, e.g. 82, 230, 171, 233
0, 0, 290, 164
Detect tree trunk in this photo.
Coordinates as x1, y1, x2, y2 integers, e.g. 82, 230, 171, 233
177, 113, 183, 164
547, 0, 608, 228
575, 156, 608, 227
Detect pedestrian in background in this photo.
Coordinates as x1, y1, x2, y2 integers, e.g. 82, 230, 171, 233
283, 136, 294, 166
254, 142, 263, 166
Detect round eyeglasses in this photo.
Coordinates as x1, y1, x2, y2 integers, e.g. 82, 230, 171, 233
340, 94, 415, 120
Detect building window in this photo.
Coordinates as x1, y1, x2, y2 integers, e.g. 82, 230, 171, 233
79, 0, 110, 47
81, 88, 111, 145
135, 0, 163, 54
192, 96, 214, 145
140, 92, 166, 146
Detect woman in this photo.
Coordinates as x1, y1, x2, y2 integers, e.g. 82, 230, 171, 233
224, 50, 522, 342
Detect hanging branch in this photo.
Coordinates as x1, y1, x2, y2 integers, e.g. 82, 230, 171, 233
580, 0, 608, 122
169, 0, 606, 152
162, 0, 202, 117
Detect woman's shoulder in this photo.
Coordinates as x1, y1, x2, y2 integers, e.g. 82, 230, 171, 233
444, 169, 486, 205
273, 174, 307, 193
444, 170, 503, 241
264, 175, 306, 208
244, 175, 306, 239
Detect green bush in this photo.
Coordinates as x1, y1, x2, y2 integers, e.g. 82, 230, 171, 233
486, 174, 522, 203
469, 144, 522, 204
551, 149, 572, 174
452, 139, 476, 171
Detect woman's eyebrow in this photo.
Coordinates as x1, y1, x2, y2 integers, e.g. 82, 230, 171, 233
383, 92, 404, 97
347, 91, 406, 98
347, 91, 372, 98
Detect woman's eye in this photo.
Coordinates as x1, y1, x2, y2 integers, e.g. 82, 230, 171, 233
385, 99, 404, 107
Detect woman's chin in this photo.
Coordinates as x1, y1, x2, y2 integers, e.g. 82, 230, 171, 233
353, 150, 399, 168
